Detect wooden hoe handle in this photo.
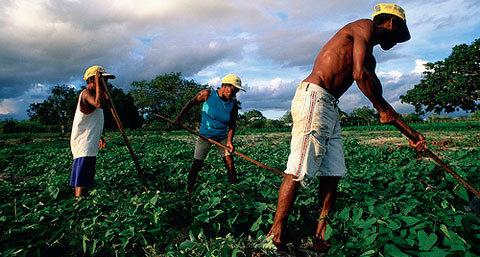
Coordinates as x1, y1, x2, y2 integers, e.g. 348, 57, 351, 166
156, 114, 285, 177
394, 123, 480, 198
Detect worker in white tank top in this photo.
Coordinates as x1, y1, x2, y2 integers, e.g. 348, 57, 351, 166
70, 65, 115, 198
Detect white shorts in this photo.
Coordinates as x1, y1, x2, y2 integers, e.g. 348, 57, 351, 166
194, 137, 232, 160
284, 82, 347, 182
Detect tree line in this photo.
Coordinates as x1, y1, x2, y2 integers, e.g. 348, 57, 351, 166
1, 38, 479, 133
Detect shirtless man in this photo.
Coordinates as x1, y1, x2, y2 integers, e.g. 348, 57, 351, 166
267, 3, 427, 252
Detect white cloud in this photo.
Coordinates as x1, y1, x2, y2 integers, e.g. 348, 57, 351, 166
208, 41, 219, 49
238, 77, 298, 111
377, 70, 403, 84
207, 77, 221, 87
269, 77, 282, 88
411, 59, 428, 75
391, 100, 415, 113
338, 89, 371, 112
0, 99, 19, 115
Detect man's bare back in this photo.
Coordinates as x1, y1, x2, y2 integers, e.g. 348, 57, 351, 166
304, 19, 375, 99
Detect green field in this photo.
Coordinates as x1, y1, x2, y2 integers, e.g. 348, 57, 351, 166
1, 121, 479, 256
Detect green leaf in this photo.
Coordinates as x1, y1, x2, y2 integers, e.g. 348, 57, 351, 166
440, 200, 449, 209
149, 194, 159, 205
439, 224, 451, 240
417, 230, 437, 251
353, 207, 364, 224
250, 215, 263, 232
417, 247, 449, 257
383, 244, 409, 257
82, 235, 88, 254
387, 220, 401, 230
209, 196, 221, 207
374, 206, 390, 217
90, 240, 97, 255
189, 230, 195, 242
231, 248, 243, 257
179, 240, 194, 250
364, 233, 378, 245
400, 216, 420, 226
324, 223, 333, 241
455, 186, 469, 202
194, 210, 224, 222
360, 249, 376, 256
338, 207, 350, 221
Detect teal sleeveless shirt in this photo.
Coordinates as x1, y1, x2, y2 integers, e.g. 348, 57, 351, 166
199, 89, 234, 141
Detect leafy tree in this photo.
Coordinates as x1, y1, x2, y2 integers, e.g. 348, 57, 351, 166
401, 113, 423, 123
281, 111, 292, 125
103, 83, 143, 130
401, 38, 480, 114
240, 109, 267, 128
27, 85, 77, 132
28, 84, 142, 132
243, 109, 266, 121
338, 109, 349, 125
248, 119, 266, 128
265, 119, 285, 128
1, 119, 19, 133
1, 119, 50, 133
130, 72, 206, 127
350, 106, 379, 125
471, 110, 480, 120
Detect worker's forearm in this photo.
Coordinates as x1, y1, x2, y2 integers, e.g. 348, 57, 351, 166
227, 128, 235, 143
94, 78, 102, 108
356, 78, 390, 114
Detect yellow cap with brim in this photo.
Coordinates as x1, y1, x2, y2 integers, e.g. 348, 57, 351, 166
372, 3, 410, 42
221, 73, 245, 91
83, 65, 116, 81
372, 3, 406, 21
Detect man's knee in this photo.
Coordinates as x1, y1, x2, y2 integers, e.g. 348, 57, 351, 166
284, 174, 299, 182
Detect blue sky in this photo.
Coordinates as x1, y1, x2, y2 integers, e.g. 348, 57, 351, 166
0, 0, 479, 120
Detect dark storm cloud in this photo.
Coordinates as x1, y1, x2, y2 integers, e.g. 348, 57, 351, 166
256, 28, 334, 68
0, 0, 269, 100
1, 0, 478, 118
238, 79, 299, 111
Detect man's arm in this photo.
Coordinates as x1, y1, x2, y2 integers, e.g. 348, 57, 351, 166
352, 34, 398, 123
226, 103, 238, 152
353, 33, 426, 147
82, 73, 105, 109
174, 89, 210, 124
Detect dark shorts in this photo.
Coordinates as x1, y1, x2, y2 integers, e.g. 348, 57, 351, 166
70, 156, 96, 187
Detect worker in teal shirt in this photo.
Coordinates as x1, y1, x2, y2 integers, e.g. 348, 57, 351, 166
174, 74, 244, 195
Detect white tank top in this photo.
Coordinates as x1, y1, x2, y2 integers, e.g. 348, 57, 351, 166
70, 91, 104, 158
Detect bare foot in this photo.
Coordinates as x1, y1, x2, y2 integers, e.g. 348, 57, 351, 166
267, 231, 286, 252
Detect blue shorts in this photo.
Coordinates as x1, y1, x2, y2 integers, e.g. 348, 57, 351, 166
70, 156, 96, 187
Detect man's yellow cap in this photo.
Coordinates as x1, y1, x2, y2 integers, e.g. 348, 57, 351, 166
372, 3, 406, 21
221, 73, 245, 91
83, 65, 116, 81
